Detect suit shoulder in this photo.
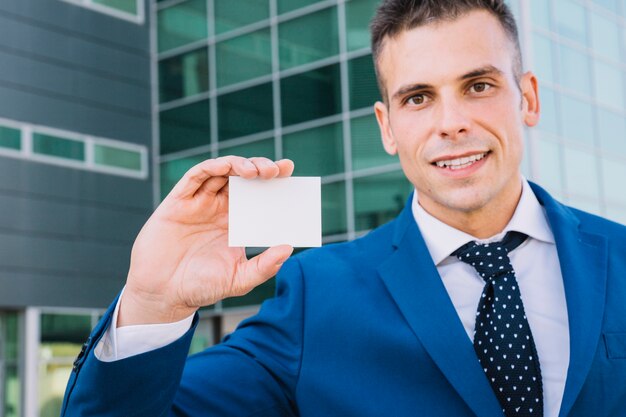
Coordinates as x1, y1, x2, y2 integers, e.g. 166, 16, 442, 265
570, 206, 626, 237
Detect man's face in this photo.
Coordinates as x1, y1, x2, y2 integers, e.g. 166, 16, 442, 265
374, 10, 539, 234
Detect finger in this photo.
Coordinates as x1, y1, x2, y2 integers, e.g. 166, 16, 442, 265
276, 159, 295, 177
249, 157, 280, 179
233, 245, 294, 295
169, 156, 257, 200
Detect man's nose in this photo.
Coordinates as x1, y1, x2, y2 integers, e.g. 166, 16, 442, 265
434, 96, 470, 139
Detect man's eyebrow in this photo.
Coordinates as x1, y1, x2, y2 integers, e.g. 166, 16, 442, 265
459, 65, 504, 81
391, 83, 432, 102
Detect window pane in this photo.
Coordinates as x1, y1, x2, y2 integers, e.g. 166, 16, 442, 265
214, 0, 269, 34
591, 12, 620, 60
554, 0, 587, 44
218, 138, 275, 159
560, 95, 594, 146
216, 29, 272, 87
597, 108, 626, 155
354, 171, 412, 231
279, 7, 339, 70
351, 114, 397, 170
92, 0, 137, 15
346, 0, 379, 51
0, 125, 21, 150
39, 313, 93, 417
160, 154, 209, 199
534, 136, 563, 194
159, 48, 208, 103
94, 144, 142, 171
606, 205, 626, 225
283, 122, 344, 176
33, 133, 85, 161
563, 146, 599, 199
533, 34, 554, 85
218, 82, 273, 141
558, 44, 591, 96
591, 0, 619, 12
277, 0, 324, 14
530, 0, 551, 30
281, 64, 342, 126
158, 0, 207, 53
160, 99, 211, 155
602, 158, 626, 205
537, 87, 559, 135
349, 54, 380, 110
593, 61, 624, 109
323, 181, 347, 235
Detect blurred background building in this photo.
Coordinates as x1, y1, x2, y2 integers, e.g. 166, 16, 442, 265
0, 0, 625, 415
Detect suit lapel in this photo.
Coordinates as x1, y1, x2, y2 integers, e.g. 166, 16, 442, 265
530, 184, 608, 417
377, 203, 504, 417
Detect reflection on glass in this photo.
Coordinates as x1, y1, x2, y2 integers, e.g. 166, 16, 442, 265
593, 61, 624, 109
159, 48, 208, 103
346, 0, 380, 51
281, 64, 342, 126
1, 312, 20, 417
160, 154, 209, 199
601, 158, 626, 205
157, 0, 207, 53
563, 146, 599, 199
558, 44, 591, 96
533, 34, 554, 85
39, 313, 93, 417
277, 0, 323, 15
351, 114, 397, 170
218, 138, 275, 159
597, 108, 626, 155
354, 171, 412, 231
216, 29, 272, 87
537, 87, 559, 135
93, 0, 137, 14
283, 122, 344, 176
348, 55, 380, 110
322, 181, 347, 235
0, 125, 21, 150
33, 133, 85, 161
590, 12, 620, 60
560, 95, 594, 145
217, 82, 273, 141
534, 136, 563, 194
94, 145, 142, 171
554, 0, 587, 44
530, 0, 550, 30
214, 0, 269, 34
279, 7, 339, 70
160, 99, 211, 155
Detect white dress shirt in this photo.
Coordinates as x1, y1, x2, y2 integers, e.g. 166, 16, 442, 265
96, 179, 569, 417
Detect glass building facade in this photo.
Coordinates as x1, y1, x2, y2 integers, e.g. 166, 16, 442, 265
155, 0, 626, 338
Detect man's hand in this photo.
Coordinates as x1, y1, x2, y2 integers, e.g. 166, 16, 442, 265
117, 156, 295, 327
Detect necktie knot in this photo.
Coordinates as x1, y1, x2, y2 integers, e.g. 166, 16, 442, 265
453, 232, 527, 281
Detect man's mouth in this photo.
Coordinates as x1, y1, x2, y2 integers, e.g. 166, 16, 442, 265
432, 152, 489, 170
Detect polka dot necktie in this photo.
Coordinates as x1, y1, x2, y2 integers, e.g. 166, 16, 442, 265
453, 232, 543, 417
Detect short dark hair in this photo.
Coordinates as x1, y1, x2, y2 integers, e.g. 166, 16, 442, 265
370, 0, 522, 102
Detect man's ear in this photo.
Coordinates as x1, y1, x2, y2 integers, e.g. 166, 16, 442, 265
520, 71, 540, 127
374, 101, 398, 155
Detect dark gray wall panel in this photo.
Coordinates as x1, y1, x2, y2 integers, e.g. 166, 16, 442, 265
0, 0, 152, 308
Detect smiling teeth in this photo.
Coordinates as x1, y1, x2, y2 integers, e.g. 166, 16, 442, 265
435, 153, 486, 170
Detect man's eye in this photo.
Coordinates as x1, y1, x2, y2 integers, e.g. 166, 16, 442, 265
470, 82, 491, 93
407, 95, 426, 105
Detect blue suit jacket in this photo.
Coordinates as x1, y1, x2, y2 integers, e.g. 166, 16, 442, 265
61, 183, 626, 417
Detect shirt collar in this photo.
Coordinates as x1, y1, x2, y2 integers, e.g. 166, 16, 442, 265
412, 178, 556, 266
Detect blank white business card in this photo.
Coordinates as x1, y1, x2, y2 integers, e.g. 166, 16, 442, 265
228, 176, 322, 247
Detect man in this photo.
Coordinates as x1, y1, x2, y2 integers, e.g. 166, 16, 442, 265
61, 1, 626, 416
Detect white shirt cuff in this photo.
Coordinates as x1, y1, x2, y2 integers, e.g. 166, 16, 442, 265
94, 288, 195, 362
